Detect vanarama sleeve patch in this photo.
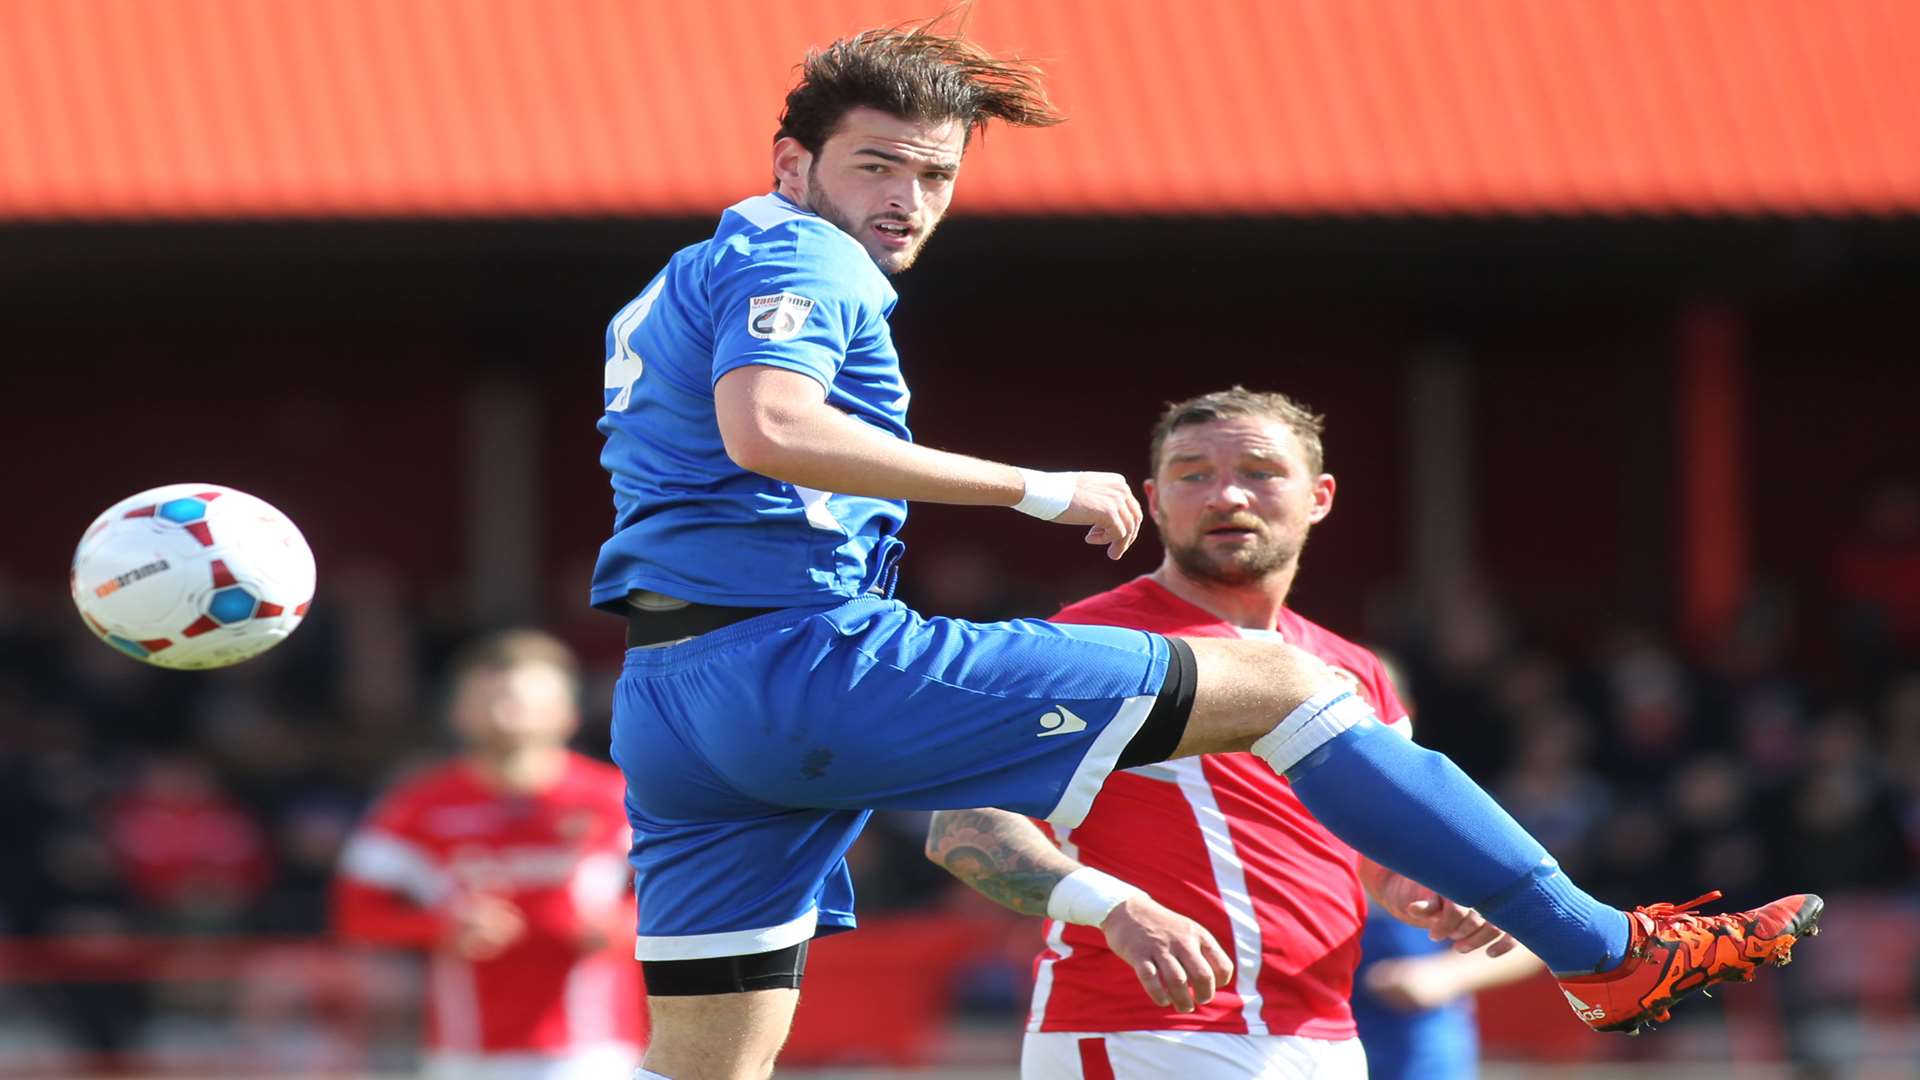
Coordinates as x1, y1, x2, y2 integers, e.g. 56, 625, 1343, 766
747, 292, 817, 341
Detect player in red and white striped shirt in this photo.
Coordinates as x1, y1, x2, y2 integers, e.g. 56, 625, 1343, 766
928, 388, 1523, 1078
332, 630, 644, 1079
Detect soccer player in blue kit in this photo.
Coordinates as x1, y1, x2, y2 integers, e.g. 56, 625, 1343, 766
595, 20, 1822, 1080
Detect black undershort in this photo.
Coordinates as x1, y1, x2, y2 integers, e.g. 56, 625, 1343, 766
642, 941, 811, 996
1116, 635, 1197, 769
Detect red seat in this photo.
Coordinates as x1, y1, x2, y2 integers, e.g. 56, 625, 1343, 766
783, 914, 995, 1066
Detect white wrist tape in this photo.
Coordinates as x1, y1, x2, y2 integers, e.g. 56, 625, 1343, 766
1251, 689, 1376, 777
1046, 867, 1146, 926
1013, 467, 1078, 521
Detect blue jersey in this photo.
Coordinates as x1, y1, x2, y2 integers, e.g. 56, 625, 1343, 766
592, 193, 912, 610
1353, 906, 1479, 1080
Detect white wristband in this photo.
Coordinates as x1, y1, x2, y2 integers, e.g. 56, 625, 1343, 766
1013, 467, 1078, 521
1046, 867, 1146, 926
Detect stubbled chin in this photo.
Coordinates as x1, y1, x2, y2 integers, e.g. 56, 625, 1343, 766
869, 247, 916, 274
1171, 542, 1285, 585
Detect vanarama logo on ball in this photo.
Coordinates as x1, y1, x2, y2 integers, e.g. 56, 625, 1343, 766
93, 560, 171, 597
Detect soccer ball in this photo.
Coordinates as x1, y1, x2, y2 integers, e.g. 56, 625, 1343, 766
70, 483, 317, 670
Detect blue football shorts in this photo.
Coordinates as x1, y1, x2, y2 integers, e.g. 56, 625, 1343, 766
610, 595, 1175, 961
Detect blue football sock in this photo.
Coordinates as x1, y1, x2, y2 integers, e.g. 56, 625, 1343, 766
1282, 716, 1629, 975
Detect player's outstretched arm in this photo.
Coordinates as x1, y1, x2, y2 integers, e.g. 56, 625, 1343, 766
925, 808, 1233, 1012
332, 876, 528, 960
716, 366, 1142, 558
331, 875, 448, 949
1363, 937, 1545, 1012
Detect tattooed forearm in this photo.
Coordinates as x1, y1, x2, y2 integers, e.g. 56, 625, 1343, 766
925, 808, 1077, 917
943, 847, 1062, 915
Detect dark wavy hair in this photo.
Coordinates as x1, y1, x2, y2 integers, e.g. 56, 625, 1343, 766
775, 12, 1064, 156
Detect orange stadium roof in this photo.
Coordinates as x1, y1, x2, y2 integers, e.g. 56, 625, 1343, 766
2, 0, 1916, 220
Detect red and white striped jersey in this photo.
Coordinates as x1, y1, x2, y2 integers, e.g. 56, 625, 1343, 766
332, 753, 645, 1056
1030, 576, 1410, 1038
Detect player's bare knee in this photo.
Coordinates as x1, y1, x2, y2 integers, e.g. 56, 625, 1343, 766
1175, 637, 1351, 756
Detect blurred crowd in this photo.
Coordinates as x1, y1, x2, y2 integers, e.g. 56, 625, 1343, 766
1, 476, 1916, 1062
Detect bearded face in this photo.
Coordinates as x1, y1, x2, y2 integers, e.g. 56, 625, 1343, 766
1162, 505, 1302, 585
802, 170, 943, 274
1148, 417, 1331, 588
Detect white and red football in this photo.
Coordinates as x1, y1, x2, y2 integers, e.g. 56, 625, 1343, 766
70, 483, 317, 670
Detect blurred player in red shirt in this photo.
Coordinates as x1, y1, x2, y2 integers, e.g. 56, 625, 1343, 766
332, 630, 643, 1079
107, 753, 273, 921
928, 387, 1535, 1078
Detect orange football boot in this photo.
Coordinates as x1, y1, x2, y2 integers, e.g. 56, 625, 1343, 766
1555, 890, 1824, 1035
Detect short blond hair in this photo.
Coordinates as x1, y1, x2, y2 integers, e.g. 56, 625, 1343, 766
447, 628, 579, 687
